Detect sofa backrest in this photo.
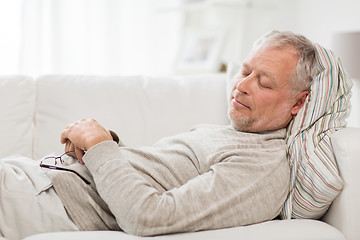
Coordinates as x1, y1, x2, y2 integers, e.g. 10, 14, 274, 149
33, 75, 229, 159
0, 76, 35, 159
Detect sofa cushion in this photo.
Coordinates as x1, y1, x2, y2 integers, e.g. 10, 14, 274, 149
23, 219, 345, 240
323, 128, 360, 240
33, 75, 229, 159
0, 76, 35, 159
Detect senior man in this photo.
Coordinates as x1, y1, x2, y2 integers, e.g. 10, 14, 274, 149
0, 30, 318, 239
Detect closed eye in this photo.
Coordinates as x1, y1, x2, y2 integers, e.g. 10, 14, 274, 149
258, 76, 273, 89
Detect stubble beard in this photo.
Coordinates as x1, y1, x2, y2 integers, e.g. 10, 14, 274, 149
228, 99, 293, 132
228, 110, 255, 132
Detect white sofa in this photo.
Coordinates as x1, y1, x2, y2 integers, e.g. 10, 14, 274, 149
0, 75, 358, 240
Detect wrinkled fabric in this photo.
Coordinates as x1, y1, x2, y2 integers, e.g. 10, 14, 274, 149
54, 124, 290, 236
0, 156, 77, 240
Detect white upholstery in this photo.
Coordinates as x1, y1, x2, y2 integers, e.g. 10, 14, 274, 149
0, 75, 358, 240
33, 75, 229, 159
323, 127, 360, 240
0, 76, 35, 159
23, 220, 344, 240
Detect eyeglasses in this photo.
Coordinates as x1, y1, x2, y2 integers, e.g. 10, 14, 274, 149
39, 151, 90, 185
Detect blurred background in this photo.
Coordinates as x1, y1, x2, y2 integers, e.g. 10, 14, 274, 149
0, 0, 359, 127
1, 0, 359, 76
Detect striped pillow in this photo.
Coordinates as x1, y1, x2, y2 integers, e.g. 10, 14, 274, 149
281, 44, 352, 219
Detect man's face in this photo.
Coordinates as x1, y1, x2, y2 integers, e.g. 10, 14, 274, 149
229, 45, 301, 132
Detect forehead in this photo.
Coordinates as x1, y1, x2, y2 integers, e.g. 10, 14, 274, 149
244, 46, 298, 69
243, 46, 299, 85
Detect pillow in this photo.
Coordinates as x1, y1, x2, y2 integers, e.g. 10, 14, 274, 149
281, 43, 352, 219
226, 43, 352, 219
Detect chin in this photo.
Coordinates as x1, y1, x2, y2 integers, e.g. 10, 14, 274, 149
228, 113, 254, 132
229, 115, 284, 133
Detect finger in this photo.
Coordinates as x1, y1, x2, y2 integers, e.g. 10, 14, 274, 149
61, 129, 69, 144
61, 121, 76, 144
65, 140, 72, 152
74, 147, 85, 164
65, 141, 76, 158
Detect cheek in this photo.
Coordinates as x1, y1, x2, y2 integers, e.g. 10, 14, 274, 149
254, 93, 270, 110
256, 93, 286, 114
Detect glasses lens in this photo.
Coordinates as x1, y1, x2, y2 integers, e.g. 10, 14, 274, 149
42, 156, 58, 165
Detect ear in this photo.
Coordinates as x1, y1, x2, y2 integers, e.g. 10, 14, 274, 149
291, 91, 309, 115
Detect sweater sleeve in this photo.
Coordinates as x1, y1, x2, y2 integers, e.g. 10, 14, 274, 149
84, 140, 289, 236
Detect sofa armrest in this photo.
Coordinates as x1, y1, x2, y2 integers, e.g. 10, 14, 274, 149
322, 127, 360, 240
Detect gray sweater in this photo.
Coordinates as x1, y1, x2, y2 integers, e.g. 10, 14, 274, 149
50, 124, 290, 236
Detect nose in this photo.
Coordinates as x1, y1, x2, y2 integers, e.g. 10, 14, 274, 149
235, 74, 254, 95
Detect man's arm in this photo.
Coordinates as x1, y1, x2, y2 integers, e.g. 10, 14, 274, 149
61, 118, 289, 236
83, 141, 289, 236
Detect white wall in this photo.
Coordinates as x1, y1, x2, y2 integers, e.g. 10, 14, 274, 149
293, 0, 360, 48
181, 0, 299, 65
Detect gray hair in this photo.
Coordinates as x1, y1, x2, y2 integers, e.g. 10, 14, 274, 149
252, 30, 318, 94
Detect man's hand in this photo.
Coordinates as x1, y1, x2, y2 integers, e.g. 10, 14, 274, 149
61, 118, 113, 164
